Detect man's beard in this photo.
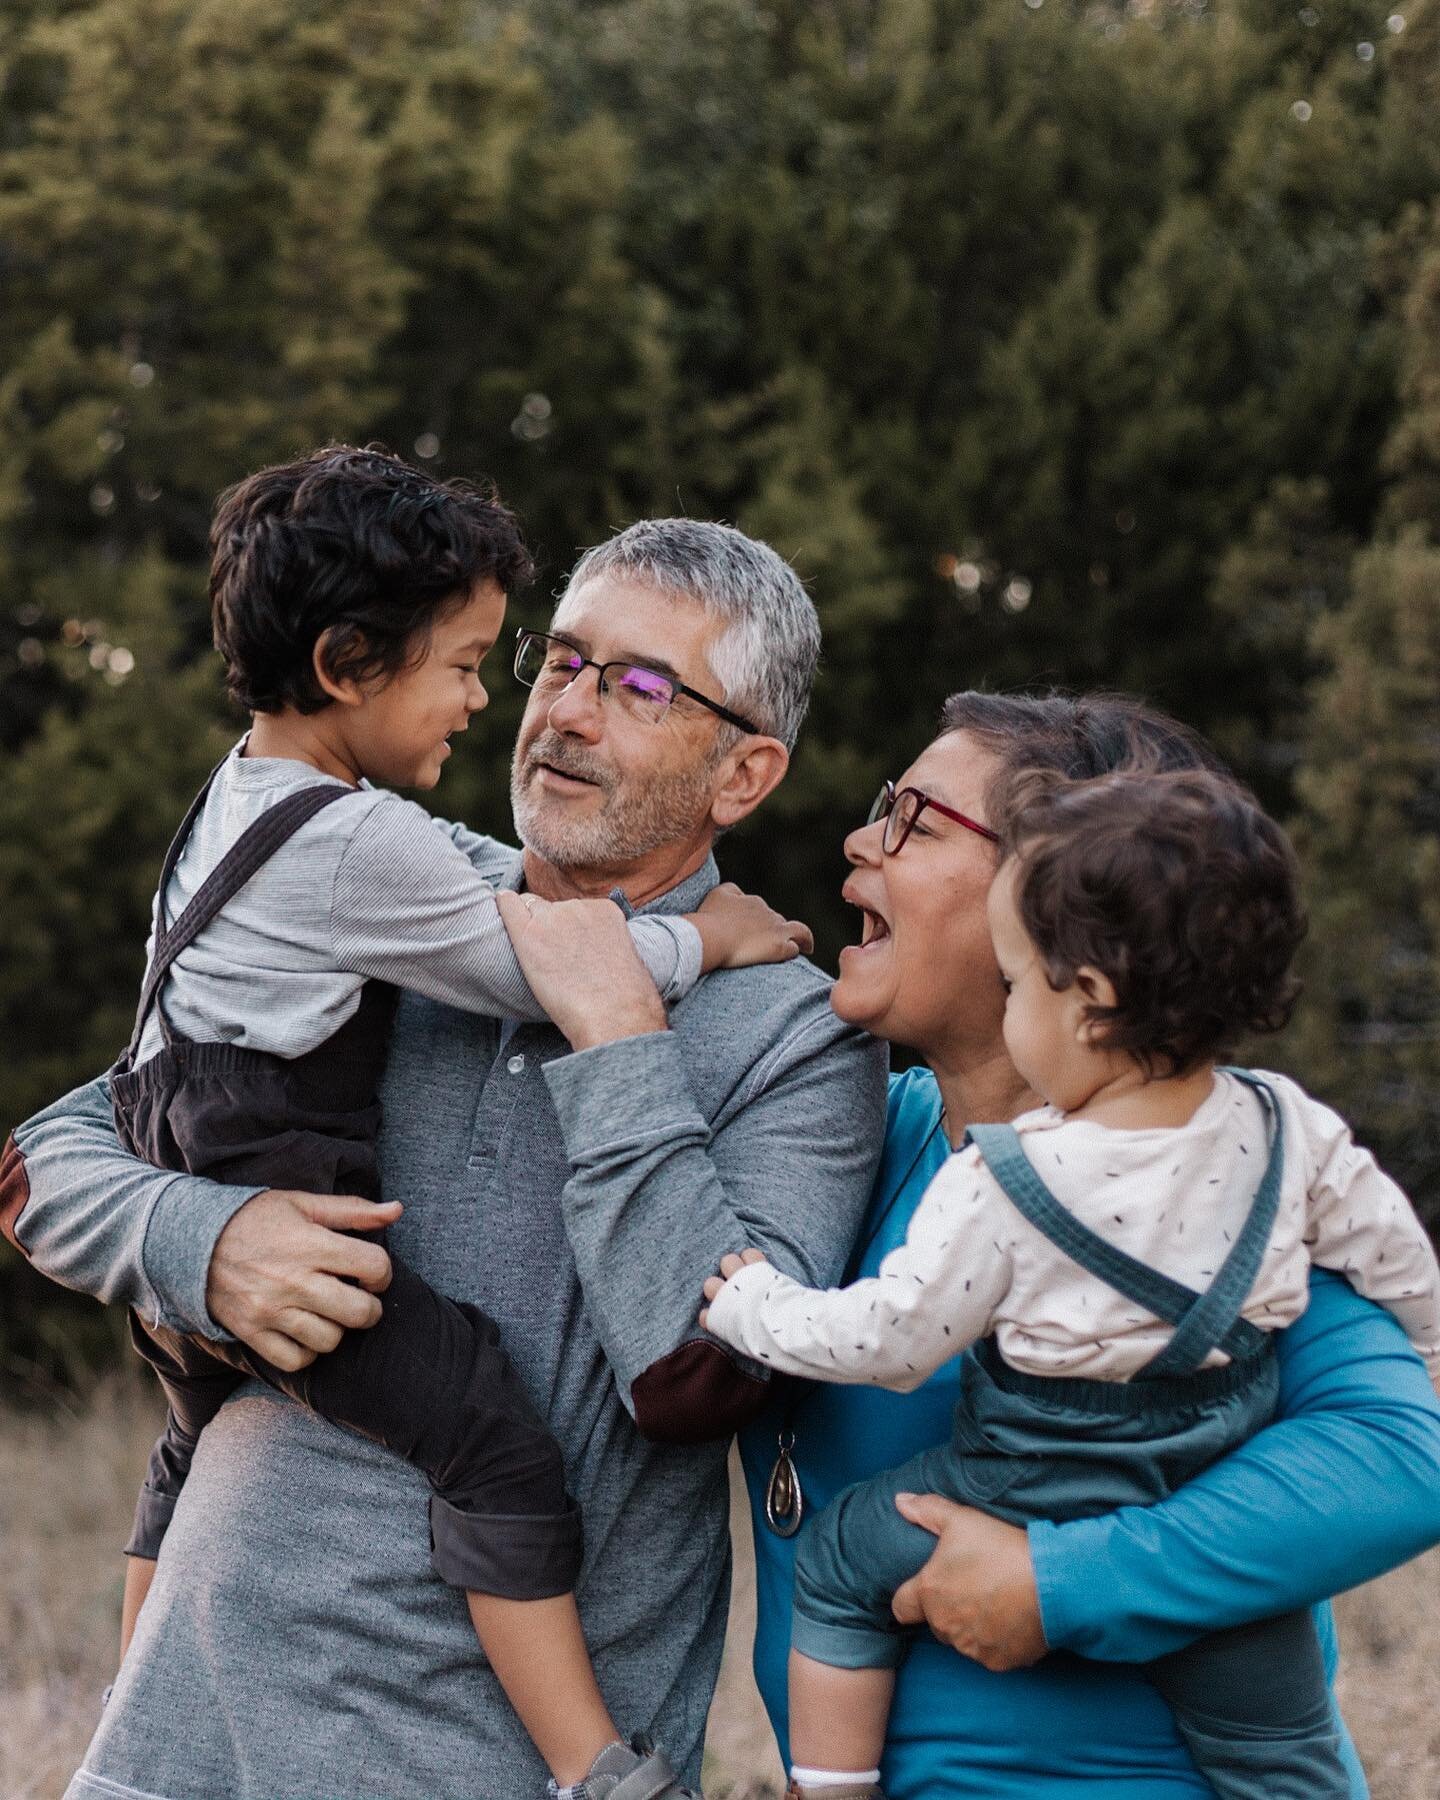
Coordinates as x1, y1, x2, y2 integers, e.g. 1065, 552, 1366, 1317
510, 729, 720, 870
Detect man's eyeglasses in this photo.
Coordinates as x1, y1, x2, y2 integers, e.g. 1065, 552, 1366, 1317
513, 630, 759, 734
866, 779, 1000, 855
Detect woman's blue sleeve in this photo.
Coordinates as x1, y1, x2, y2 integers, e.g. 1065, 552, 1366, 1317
1031, 1269, 1440, 1661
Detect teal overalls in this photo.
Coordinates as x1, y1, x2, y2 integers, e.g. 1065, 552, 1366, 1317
791, 1073, 1348, 1799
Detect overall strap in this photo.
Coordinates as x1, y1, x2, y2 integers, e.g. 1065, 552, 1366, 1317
152, 754, 231, 937
126, 779, 356, 1060
1143, 1071, 1283, 1377
968, 1085, 1280, 1376
119, 754, 228, 1061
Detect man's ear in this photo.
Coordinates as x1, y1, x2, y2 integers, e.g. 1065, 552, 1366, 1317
710, 736, 790, 831
1073, 965, 1119, 1043
312, 628, 366, 708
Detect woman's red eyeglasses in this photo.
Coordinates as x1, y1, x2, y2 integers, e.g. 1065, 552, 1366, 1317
866, 780, 1000, 855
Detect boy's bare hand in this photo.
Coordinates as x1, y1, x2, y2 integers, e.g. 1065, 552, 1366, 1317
690, 882, 813, 972
698, 1246, 768, 1329
206, 1189, 399, 1370
495, 889, 667, 1051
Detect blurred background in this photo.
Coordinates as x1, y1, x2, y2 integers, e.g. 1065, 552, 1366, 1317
2, 0, 1439, 1790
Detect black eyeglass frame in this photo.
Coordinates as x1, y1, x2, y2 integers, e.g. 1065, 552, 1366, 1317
866, 778, 1001, 854
513, 629, 760, 735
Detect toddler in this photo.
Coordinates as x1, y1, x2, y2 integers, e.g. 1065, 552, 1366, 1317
110, 444, 806, 1800
703, 764, 1440, 1800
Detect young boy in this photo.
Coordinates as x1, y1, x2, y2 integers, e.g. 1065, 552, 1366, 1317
111, 444, 808, 1800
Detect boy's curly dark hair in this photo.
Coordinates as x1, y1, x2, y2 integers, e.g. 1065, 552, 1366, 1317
993, 766, 1307, 1076
209, 445, 534, 715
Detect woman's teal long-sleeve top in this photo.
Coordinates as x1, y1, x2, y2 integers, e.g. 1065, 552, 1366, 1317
739, 1068, 1440, 1797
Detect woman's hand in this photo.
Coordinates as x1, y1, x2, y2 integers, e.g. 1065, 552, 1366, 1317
699, 1246, 768, 1329
689, 882, 814, 972
889, 1493, 1047, 1671
496, 890, 667, 1051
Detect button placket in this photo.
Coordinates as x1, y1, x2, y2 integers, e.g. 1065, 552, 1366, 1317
466, 1026, 554, 1169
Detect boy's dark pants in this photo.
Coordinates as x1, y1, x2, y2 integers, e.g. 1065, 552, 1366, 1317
116, 1022, 581, 1600
130, 1265, 582, 1597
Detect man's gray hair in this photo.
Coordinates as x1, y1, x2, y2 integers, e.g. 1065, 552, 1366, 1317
559, 518, 821, 751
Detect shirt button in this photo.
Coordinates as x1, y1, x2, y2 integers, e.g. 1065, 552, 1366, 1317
506, 1054, 526, 1075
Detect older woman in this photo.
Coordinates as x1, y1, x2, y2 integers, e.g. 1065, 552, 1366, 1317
737, 691, 1440, 1797
490, 685, 1439, 1794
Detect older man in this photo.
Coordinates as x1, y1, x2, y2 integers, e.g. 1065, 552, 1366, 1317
5, 519, 889, 1799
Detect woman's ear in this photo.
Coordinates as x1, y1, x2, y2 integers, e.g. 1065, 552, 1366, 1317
312, 628, 366, 708
1074, 966, 1119, 1043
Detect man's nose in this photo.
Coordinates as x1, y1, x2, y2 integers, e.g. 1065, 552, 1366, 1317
545, 664, 607, 740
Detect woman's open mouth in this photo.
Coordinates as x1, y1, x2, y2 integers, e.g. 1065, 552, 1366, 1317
853, 908, 891, 952
859, 909, 891, 947
838, 899, 891, 965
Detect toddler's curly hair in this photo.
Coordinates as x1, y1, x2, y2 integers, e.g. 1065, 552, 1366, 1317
993, 766, 1307, 1076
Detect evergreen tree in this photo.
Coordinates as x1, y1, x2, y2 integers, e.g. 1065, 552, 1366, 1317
5, 0, 1440, 1353
0, 0, 664, 1372
1285, 178, 1440, 1226
1288, 529, 1440, 1225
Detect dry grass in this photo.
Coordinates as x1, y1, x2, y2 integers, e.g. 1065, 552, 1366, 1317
5, 1379, 1437, 1799
1, 1375, 162, 1800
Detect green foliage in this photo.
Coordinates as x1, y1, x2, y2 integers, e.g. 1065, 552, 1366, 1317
3, 0, 1440, 1360
1279, 180, 1440, 1229
1286, 530, 1440, 1219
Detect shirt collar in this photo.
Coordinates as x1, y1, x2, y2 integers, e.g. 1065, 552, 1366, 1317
630, 854, 721, 917
510, 851, 722, 916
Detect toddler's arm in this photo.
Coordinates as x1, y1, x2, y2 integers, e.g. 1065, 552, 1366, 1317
1278, 1074, 1440, 1378
702, 1145, 1011, 1390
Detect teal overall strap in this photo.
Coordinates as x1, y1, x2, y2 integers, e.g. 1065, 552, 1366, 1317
1143, 1071, 1283, 1378
967, 1080, 1280, 1376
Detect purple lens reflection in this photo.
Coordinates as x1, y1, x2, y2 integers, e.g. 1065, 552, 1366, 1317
618, 665, 674, 708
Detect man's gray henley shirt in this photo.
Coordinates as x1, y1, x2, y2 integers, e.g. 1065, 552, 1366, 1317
7, 841, 887, 1800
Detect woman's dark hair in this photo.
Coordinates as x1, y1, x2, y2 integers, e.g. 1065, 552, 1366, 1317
992, 765, 1307, 1076
939, 689, 1227, 800
209, 444, 534, 714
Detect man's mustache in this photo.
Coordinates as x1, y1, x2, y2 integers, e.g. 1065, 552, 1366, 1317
520, 733, 614, 793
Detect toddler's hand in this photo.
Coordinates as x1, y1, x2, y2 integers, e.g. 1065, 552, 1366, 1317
690, 883, 813, 973
698, 1246, 768, 1330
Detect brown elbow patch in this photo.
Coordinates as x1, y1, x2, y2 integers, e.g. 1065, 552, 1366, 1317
631, 1338, 769, 1445
0, 1135, 32, 1256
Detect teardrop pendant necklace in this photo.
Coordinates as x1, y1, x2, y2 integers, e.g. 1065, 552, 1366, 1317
761, 1107, 948, 1537
764, 1428, 804, 1537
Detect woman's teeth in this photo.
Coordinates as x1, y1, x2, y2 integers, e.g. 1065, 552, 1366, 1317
861, 910, 890, 948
